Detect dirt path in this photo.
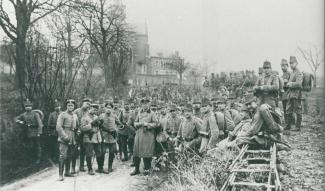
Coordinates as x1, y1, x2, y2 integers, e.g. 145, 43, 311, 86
1, 160, 148, 191
279, 115, 325, 191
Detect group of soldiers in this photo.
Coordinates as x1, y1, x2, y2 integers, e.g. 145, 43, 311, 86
14, 55, 308, 181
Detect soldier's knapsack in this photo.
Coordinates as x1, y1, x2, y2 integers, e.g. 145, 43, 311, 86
302, 72, 313, 92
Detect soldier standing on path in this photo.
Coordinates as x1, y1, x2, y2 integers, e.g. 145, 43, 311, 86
127, 100, 137, 166
80, 103, 103, 175
99, 103, 121, 174
117, 101, 131, 161
46, 100, 62, 161
253, 61, 279, 109
280, 59, 291, 128
15, 99, 43, 164
56, 99, 79, 181
74, 98, 92, 173
286, 56, 303, 131
130, 98, 158, 176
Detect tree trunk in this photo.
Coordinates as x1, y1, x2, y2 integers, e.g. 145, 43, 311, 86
313, 72, 317, 88
179, 73, 183, 85
15, 36, 26, 90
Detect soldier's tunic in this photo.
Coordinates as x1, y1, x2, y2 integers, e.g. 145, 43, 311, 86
99, 113, 120, 153
281, 71, 291, 117
258, 73, 279, 108
177, 116, 203, 152
16, 111, 43, 138
199, 111, 219, 153
133, 110, 158, 158
164, 115, 182, 139
287, 68, 303, 114
56, 111, 78, 161
47, 110, 61, 158
80, 113, 102, 157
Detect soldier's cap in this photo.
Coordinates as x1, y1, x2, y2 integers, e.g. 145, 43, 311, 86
289, 56, 297, 64
258, 67, 264, 73
228, 93, 236, 100
54, 99, 61, 108
140, 97, 150, 103
244, 95, 256, 105
169, 104, 177, 111
281, 59, 288, 66
201, 97, 210, 107
192, 98, 201, 104
66, 99, 76, 105
105, 102, 113, 108
184, 103, 193, 111
90, 103, 99, 109
113, 96, 119, 103
216, 98, 227, 104
82, 98, 92, 103
150, 100, 158, 107
263, 60, 271, 69
24, 99, 33, 107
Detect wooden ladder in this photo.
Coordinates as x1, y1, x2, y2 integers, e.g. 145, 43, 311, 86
221, 143, 281, 191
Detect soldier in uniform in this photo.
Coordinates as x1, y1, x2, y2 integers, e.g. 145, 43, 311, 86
15, 99, 43, 164
46, 100, 62, 161
80, 104, 103, 175
254, 61, 279, 109
176, 103, 203, 154
127, 100, 137, 166
215, 98, 236, 138
56, 99, 78, 181
280, 59, 291, 128
117, 101, 131, 161
130, 98, 158, 176
192, 98, 203, 119
286, 56, 303, 131
99, 103, 121, 173
74, 98, 92, 172
255, 67, 264, 86
199, 98, 219, 154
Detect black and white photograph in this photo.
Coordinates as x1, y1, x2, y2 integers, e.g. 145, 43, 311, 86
0, 0, 324, 190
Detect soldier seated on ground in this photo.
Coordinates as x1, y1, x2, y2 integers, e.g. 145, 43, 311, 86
215, 95, 289, 151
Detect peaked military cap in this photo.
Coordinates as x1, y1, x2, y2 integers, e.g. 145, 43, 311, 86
66, 99, 76, 105
281, 59, 288, 66
24, 99, 33, 107
289, 56, 297, 63
82, 98, 92, 103
90, 103, 99, 109
184, 103, 193, 111
263, 60, 271, 68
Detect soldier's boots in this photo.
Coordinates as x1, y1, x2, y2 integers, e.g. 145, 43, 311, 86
71, 159, 76, 174
58, 161, 64, 181
122, 150, 129, 161
64, 160, 75, 177
292, 114, 302, 131
86, 157, 95, 175
96, 156, 104, 173
108, 153, 114, 172
130, 157, 140, 176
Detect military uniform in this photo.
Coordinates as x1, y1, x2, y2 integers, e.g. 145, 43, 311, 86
80, 111, 103, 174
15, 104, 43, 163
199, 111, 219, 153
117, 109, 131, 161
286, 56, 303, 131
99, 111, 121, 172
56, 110, 78, 176
47, 108, 61, 160
280, 59, 291, 126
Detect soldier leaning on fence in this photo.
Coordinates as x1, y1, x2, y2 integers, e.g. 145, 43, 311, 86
15, 99, 43, 164
280, 59, 291, 127
80, 103, 103, 175
99, 103, 121, 174
286, 56, 303, 131
74, 98, 92, 172
254, 61, 279, 109
130, 97, 158, 176
56, 99, 79, 181
46, 100, 62, 161
176, 103, 203, 154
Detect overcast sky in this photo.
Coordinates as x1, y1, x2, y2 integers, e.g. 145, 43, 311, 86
1, 0, 324, 74
123, 0, 324, 74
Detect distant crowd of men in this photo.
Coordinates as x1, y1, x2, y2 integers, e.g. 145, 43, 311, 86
15, 55, 312, 181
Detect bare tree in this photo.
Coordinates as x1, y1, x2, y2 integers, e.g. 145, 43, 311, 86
76, 0, 131, 88
298, 46, 323, 87
0, 0, 68, 90
166, 52, 189, 85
